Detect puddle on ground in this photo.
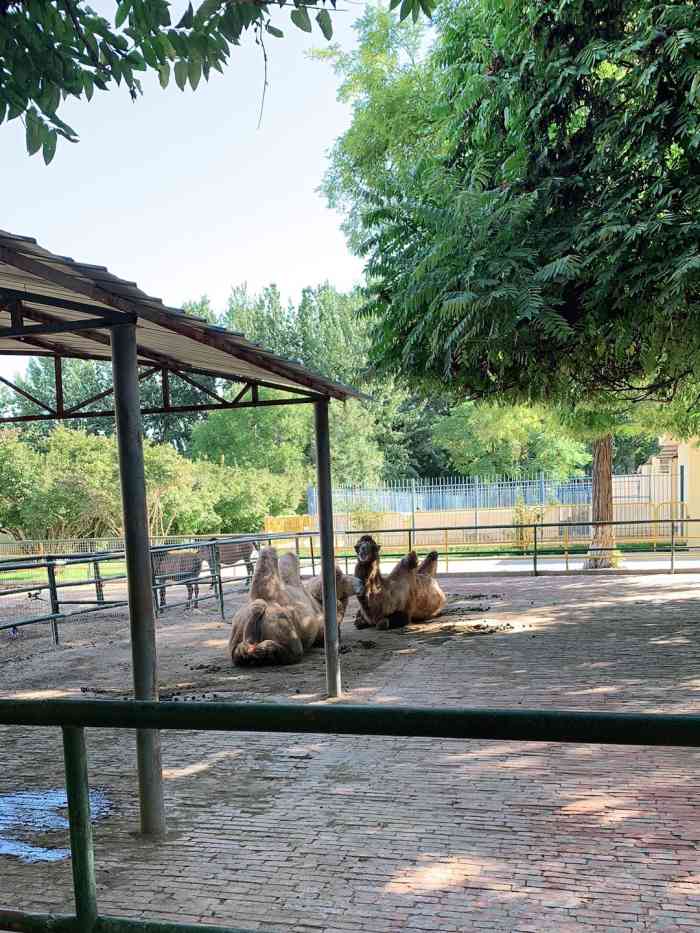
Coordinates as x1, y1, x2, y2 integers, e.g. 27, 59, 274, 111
0, 789, 110, 863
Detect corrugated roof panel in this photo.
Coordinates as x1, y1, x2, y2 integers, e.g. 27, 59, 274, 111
0, 230, 361, 401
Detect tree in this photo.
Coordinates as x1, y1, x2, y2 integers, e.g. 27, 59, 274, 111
434, 403, 590, 479
353, 1, 700, 407
0, 429, 41, 536
2, 0, 433, 163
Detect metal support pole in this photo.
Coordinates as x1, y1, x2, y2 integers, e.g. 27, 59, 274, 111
47, 560, 60, 646
93, 561, 104, 604
671, 518, 676, 574
309, 536, 316, 576
112, 323, 166, 836
62, 726, 98, 933
533, 524, 538, 576
213, 544, 225, 620
314, 398, 341, 698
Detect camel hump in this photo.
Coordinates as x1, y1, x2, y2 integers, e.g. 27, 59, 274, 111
243, 599, 267, 645
278, 551, 302, 587
417, 551, 439, 577
402, 551, 419, 571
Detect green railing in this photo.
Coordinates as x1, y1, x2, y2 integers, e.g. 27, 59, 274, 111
2, 699, 700, 933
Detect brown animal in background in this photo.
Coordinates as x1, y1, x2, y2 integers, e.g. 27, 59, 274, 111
305, 567, 363, 625
353, 535, 446, 630
228, 548, 325, 666
152, 547, 203, 610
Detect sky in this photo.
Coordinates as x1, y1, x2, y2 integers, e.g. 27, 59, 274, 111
1, 4, 365, 382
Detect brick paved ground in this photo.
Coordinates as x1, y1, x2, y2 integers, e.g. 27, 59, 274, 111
2, 571, 700, 932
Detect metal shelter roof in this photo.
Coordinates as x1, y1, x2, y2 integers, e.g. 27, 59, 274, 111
0, 229, 360, 403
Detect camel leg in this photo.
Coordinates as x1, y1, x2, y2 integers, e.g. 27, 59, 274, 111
377, 611, 410, 631
159, 585, 166, 610
193, 582, 199, 609
417, 551, 439, 577
185, 583, 193, 610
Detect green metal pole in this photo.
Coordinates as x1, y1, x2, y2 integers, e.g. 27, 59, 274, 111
112, 323, 166, 836
671, 517, 676, 574
314, 399, 341, 698
62, 726, 98, 933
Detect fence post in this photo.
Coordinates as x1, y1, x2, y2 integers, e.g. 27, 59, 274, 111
46, 560, 60, 646
93, 560, 104, 605
310, 535, 316, 576
411, 479, 417, 542
671, 518, 676, 574
62, 726, 98, 933
212, 543, 225, 620
564, 526, 570, 572
533, 525, 538, 576
444, 528, 449, 573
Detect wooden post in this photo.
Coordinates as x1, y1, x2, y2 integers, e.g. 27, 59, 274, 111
314, 398, 341, 698
112, 323, 166, 836
62, 726, 98, 933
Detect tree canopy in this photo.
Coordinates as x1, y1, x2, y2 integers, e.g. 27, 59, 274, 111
1, 0, 433, 163
322, 1, 700, 407
433, 402, 590, 479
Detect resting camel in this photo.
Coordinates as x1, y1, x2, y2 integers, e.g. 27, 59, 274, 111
305, 566, 363, 625
353, 534, 446, 630
228, 548, 360, 666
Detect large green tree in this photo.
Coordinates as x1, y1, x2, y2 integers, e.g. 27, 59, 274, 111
0, 0, 438, 163
434, 402, 590, 480
350, 1, 700, 405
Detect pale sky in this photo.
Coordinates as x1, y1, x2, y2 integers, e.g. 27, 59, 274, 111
1, 4, 365, 382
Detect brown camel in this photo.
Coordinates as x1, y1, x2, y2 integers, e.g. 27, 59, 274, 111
305, 567, 363, 624
353, 534, 446, 631
229, 548, 324, 666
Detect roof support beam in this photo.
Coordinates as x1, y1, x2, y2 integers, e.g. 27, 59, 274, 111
0, 373, 56, 414
0, 287, 127, 319
0, 244, 344, 397
64, 367, 160, 415
0, 395, 316, 424
0, 316, 127, 339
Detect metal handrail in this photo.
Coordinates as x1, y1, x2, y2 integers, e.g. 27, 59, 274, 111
1, 698, 699, 933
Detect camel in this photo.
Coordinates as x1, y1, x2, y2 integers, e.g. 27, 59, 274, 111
353, 534, 446, 630
229, 548, 358, 666
305, 566, 363, 625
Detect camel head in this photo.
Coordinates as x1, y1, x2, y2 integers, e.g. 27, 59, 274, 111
354, 534, 380, 565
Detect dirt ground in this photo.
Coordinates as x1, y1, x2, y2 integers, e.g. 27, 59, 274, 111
2, 572, 700, 933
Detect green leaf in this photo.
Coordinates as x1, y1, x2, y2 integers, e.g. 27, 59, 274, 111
399, 0, 413, 22
174, 60, 188, 90
115, 1, 130, 28
291, 7, 312, 32
158, 63, 170, 88
188, 58, 202, 90
42, 130, 57, 165
25, 109, 42, 156
316, 9, 332, 40
265, 24, 284, 38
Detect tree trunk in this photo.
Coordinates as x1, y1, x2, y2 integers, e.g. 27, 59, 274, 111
584, 433, 615, 569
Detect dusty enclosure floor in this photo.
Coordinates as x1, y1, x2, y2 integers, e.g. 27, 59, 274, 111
2, 572, 700, 932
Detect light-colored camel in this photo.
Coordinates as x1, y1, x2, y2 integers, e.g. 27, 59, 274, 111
304, 567, 363, 624
353, 534, 446, 630
228, 548, 360, 666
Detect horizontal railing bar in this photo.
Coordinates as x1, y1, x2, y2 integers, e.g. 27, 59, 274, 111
0, 613, 60, 630
0, 912, 260, 933
1, 700, 699, 747
0, 909, 77, 933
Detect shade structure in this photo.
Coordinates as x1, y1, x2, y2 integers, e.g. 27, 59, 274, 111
0, 228, 360, 406
0, 228, 349, 834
